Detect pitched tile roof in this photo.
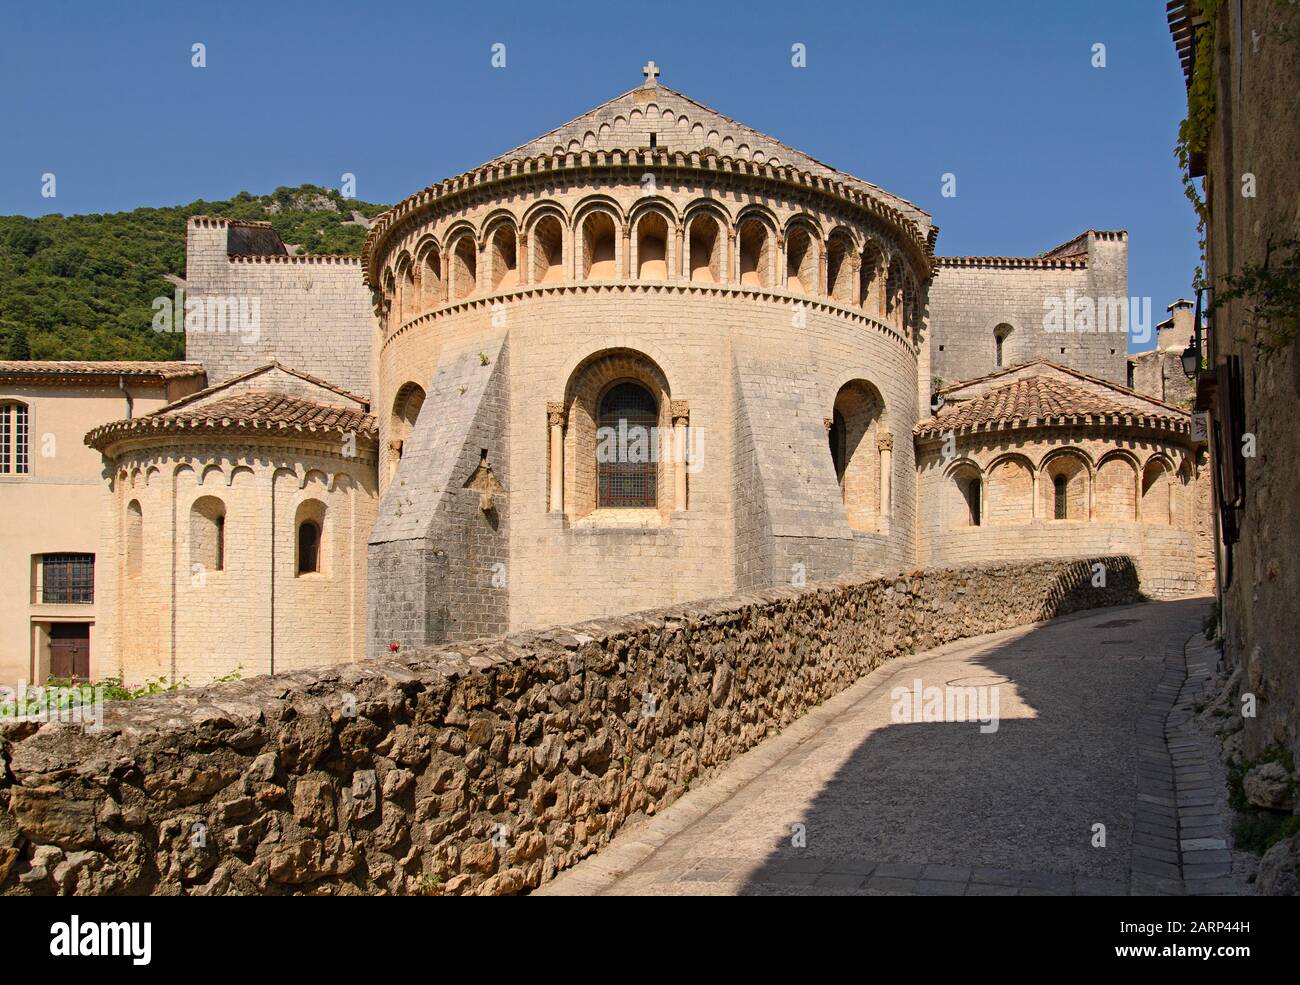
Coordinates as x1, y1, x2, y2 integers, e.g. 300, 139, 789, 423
916, 367, 1189, 437
86, 390, 376, 451
0, 360, 205, 383
156, 361, 368, 414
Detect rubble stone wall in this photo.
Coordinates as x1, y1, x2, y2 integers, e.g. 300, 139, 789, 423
0, 555, 1140, 896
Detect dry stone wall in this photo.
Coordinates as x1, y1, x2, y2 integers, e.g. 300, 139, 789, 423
0, 556, 1139, 896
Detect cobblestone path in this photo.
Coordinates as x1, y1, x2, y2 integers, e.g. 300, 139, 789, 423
536, 597, 1233, 896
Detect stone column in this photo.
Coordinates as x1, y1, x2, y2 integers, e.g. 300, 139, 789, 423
673, 226, 684, 281
518, 231, 529, 286
878, 431, 893, 534
672, 400, 690, 511
725, 229, 735, 283
1031, 469, 1039, 520
547, 402, 566, 513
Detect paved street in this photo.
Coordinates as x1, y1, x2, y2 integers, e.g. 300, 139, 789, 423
537, 597, 1231, 896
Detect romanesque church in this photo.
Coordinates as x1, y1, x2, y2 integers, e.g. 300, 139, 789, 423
4, 68, 1211, 685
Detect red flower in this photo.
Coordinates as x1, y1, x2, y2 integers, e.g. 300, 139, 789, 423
388, 642, 400, 652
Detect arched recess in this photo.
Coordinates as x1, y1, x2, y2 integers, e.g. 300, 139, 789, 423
686, 210, 723, 283
190, 495, 226, 573
903, 273, 921, 341
448, 232, 477, 300
829, 380, 884, 532
784, 219, 820, 294
394, 253, 415, 325
488, 221, 519, 290
826, 230, 856, 303
580, 210, 618, 279
1095, 453, 1138, 522
562, 348, 675, 520
388, 382, 426, 482
736, 214, 773, 287
416, 240, 443, 310
885, 255, 904, 329
860, 240, 886, 318
1141, 457, 1172, 525
381, 270, 396, 329
530, 213, 565, 283
126, 499, 143, 577
633, 209, 671, 281
1175, 457, 1195, 527
1041, 449, 1091, 520
985, 455, 1034, 525
948, 462, 983, 529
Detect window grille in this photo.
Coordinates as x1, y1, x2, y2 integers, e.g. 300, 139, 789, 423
597, 382, 658, 508
42, 553, 94, 604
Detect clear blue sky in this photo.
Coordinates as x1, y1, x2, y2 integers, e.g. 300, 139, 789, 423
0, 0, 1197, 346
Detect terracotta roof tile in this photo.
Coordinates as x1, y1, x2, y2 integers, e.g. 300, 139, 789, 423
0, 360, 205, 382
916, 375, 1186, 437
86, 390, 377, 451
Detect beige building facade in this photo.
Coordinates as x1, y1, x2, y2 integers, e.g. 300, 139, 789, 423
0, 362, 204, 685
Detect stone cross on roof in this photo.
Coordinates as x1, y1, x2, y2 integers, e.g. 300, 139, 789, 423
642, 60, 660, 84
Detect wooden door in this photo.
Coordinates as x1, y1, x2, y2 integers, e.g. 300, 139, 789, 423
49, 623, 90, 680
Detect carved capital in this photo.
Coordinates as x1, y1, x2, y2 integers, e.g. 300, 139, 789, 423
670, 400, 690, 426
546, 401, 567, 428
877, 431, 894, 451
824, 417, 834, 432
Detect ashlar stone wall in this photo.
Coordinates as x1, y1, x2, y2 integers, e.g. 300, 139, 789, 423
1, 555, 1138, 896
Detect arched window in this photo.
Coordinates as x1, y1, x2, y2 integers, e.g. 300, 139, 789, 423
830, 380, 884, 532
828, 409, 846, 481
388, 382, 426, 481
582, 212, 617, 279
297, 521, 320, 574
1043, 452, 1089, 520
295, 500, 327, 576
950, 468, 982, 528
994, 324, 1013, 368
126, 499, 143, 577
532, 215, 565, 283
0, 401, 30, 475
636, 213, 669, 280
190, 496, 226, 573
596, 382, 658, 508
737, 219, 770, 287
